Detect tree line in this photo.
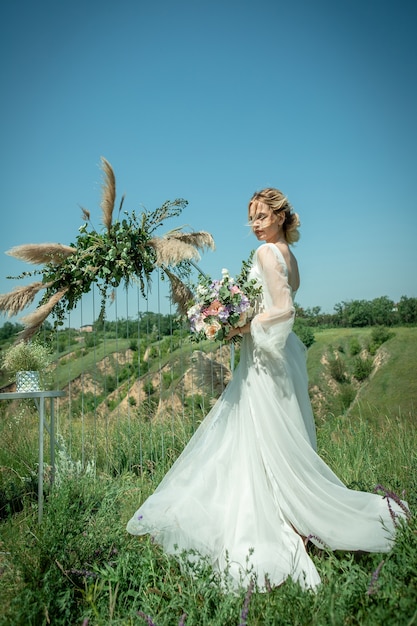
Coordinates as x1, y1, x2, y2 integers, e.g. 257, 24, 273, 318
1, 295, 416, 343
296, 295, 417, 328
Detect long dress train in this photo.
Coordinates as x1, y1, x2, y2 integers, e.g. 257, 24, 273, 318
127, 243, 408, 590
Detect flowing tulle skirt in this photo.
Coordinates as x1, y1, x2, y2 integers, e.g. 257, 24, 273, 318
127, 333, 408, 590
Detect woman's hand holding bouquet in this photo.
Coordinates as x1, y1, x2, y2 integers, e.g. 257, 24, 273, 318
187, 267, 261, 343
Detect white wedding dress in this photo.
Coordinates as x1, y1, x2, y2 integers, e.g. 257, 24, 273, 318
127, 243, 408, 590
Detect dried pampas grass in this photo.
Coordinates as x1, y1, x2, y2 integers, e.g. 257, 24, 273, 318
81, 206, 91, 222
162, 267, 193, 315
6, 243, 76, 265
150, 231, 215, 267
19, 288, 68, 341
165, 231, 215, 250
0, 282, 49, 317
100, 156, 116, 232
150, 238, 199, 266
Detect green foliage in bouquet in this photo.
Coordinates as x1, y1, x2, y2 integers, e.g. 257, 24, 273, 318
186, 254, 261, 343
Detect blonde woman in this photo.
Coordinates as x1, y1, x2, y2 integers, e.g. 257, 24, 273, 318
127, 188, 408, 590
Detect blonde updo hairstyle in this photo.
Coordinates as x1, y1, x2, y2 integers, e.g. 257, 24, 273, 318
248, 187, 300, 245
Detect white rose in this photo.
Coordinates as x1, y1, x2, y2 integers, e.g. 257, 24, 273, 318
205, 320, 221, 339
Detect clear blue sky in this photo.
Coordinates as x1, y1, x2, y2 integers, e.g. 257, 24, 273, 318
1, 0, 416, 325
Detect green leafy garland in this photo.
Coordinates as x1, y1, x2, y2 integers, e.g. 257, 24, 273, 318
1, 159, 214, 339
41, 200, 187, 322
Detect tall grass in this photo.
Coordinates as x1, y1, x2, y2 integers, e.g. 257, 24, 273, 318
0, 404, 416, 625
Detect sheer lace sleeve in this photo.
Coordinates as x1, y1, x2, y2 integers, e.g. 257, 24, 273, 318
250, 244, 295, 358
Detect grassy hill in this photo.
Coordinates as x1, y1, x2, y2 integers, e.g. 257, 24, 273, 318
2, 325, 416, 425
350, 327, 417, 421
306, 326, 417, 424
1, 326, 416, 625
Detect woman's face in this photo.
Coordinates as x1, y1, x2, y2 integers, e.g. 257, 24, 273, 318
249, 202, 283, 243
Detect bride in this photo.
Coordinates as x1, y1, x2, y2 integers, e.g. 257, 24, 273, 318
127, 187, 408, 590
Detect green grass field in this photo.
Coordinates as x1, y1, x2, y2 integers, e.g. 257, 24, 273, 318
0, 327, 416, 625
306, 326, 417, 423
350, 327, 417, 420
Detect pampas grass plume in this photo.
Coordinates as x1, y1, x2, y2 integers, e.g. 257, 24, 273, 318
100, 157, 116, 232
162, 267, 193, 314
150, 231, 215, 266
167, 231, 215, 250
19, 288, 68, 341
0, 282, 48, 317
6, 244, 76, 265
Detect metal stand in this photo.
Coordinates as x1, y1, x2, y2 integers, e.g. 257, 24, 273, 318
0, 390, 65, 523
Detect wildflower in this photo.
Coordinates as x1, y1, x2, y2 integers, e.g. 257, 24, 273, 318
137, 611, 157, 626
305, 533, 328, 549
374, 484, 411, 523
366, 560, 385, 596
239, 578, 254, 626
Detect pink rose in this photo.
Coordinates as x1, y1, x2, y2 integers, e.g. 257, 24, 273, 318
203, 300, 224, 317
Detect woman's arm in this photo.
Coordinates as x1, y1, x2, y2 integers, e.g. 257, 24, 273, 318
249, 245, 295, 356
226, 321, 251, 341
226, 245, 294, 345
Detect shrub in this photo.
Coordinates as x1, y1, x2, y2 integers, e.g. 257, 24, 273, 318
328, 356, 347, 383
353, 356, 374, 381
84, 332, 98, 349
371, 326, 394, 348
339, 383, 356, 411
367, 326, 395, 354
143, 380, 155, 395
349, 337, 361, 356
105, 374, 117, 393
293, 320, 315, 348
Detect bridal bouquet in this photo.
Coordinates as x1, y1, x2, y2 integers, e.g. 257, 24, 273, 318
187, 267, 261, 342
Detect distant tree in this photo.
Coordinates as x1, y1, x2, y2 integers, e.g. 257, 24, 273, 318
293, 319, 315, 348
343, 300, 373, 327
333, 302, 345, 327
304, 306, 322, 327
295, 304, 333, 327
370, 296, 395, 326
0, 321, 24, 340
397, 295, 417, 325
